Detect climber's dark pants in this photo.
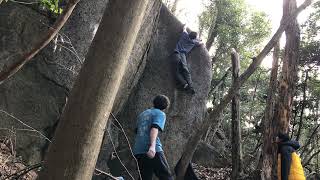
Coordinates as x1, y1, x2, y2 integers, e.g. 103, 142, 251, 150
135, 152, 173, 180
172, 52, 193, 87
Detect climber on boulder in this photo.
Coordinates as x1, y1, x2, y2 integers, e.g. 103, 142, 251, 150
133, 95, 173, 180
276, 133, 306, 180
172, 24, 203, 94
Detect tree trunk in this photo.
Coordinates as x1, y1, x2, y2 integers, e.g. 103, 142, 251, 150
261, 0, 301, 179
171, 0, 181, 15
249, 73, 261, 122
276, 0, 301, 134
206, 30, 218, 51
295, 70, 308, 141
38, 0, 149, 179
231, 49, 242, 180
205, 2, 218, 51
261, 42, 280, 180
175, 1, 311, 178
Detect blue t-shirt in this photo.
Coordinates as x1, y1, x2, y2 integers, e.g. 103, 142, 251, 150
133, 108, 166, 155
174, 31, 201, 54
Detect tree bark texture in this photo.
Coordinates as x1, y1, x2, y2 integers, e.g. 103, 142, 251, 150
262, 0, 301, 179
295, 70, 308, 141
231, 49, 242, 180
175, 1, 311, 179
205, 1, 218, 51
261, 42, 280, 180
171, 0, 181, 15
38, 0, 149, 179
275, 0, 301, 134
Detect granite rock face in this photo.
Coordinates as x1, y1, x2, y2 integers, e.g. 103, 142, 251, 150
106, 5, 212, 178
192, 141, 230, 168
0, 0, 161, 165
0, 1, 213, 178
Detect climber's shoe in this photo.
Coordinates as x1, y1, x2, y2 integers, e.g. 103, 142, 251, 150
184, 84, 195, 95
187, 87, 196, 95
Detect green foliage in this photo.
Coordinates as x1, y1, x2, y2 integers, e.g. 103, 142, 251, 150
0, 0, 63, 14
300, 1, 320, 67
198, 1, 217, 37
40, 0, 63, 14
203, 0, 320, 175
309, 77, 320, 98
202, 0, 272, 132
200, 0, 270, 173
301, 1, 320, 42
199, 0, 271, 80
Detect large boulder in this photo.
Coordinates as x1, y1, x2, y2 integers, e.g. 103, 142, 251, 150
0, 0, 162, 165
0, 0, 112, 164
107, 5, 212, 178
0, 3, 67, 164
37, 0, 110, 90
192, 141, 230, 168
38, 0, 161, 114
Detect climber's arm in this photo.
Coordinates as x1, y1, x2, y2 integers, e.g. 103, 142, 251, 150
147, 111, 165, 159
147, 127, 159, 159
183, 24, 188, 33
194, 39, 204, 46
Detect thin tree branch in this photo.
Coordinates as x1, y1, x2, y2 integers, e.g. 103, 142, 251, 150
0, 0, 81, 84
300, 124, 320, 157
303, 149, 320, 167
0, 110, 51, 143
295, 70, 309, 141
56, 43, 82, 64
239, 0, 312, 84
4, 162, 121, 180
110, 112, 142, 180
106, 129, 135, 180
209, 67, 231, 96
9, 0, 39, 5
95, 168, 119, 180
4, 162, 42, 180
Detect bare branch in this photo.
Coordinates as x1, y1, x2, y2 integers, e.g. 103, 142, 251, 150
300, 124, 320, 157
8, 0, 39, 5
4, 162, 42, 180
0, 110, 51, 142
239, 0, 312, 84
0, 0, 81, 84
303, 149, 320, 167
110, 112, 142, 180
94, 168, 119, 180
106, 129, 135, 180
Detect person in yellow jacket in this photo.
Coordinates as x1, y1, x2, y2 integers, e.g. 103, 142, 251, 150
276, 133, 306, 180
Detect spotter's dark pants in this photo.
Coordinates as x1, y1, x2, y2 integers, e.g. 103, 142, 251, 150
135, 152, 173, 180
